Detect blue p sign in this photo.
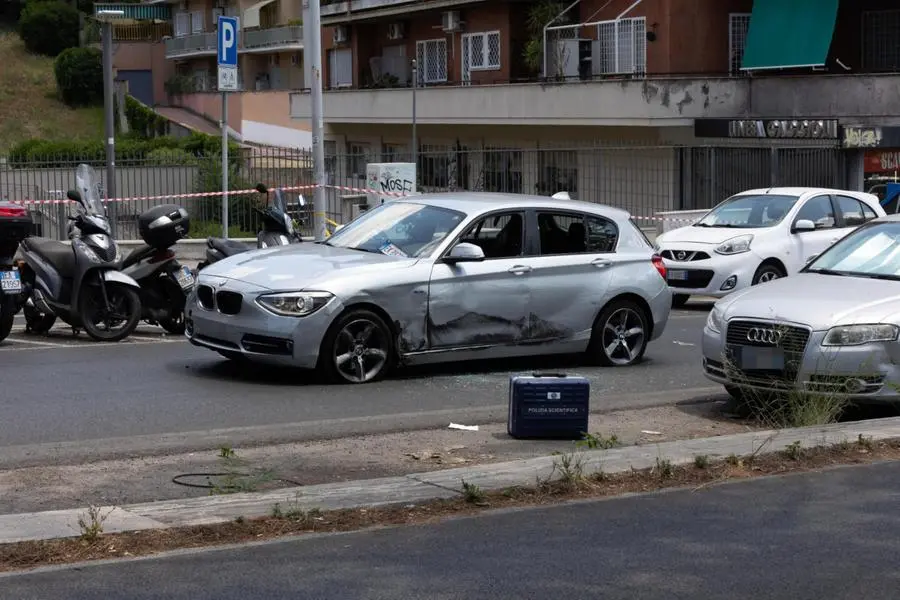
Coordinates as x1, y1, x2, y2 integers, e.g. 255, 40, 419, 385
217, 16, 238, 66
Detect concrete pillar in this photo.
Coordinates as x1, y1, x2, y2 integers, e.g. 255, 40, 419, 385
845, 149, 865, 191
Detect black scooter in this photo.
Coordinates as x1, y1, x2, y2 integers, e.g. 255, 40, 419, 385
17, 164, 143, 342
196, 183, 303, 271
122, 204, 193, 334
0, 202, 33, 342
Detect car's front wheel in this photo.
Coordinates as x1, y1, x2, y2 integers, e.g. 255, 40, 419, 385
751, 262, 785, 285
586, 299, 649, 367
320, 309, 394, 384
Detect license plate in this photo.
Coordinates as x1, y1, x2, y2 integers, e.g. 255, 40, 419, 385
737, 346, 785, 370
174, 266, 194, 289
667, 269, 689, 281
0, 269, 21, 294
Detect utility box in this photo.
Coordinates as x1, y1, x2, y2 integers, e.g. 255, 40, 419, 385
365, 162, 416, 208
507, 372, 590, 440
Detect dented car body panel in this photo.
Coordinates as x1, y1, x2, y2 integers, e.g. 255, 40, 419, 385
185, 192, 671, 371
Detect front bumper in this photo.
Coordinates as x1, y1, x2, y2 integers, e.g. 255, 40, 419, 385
660, 245, 762, 298
701, 322, 900, 402
183, 277, 342, 369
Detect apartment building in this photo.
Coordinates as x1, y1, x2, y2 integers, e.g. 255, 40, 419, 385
283, 0, 900, 215
101, 0, 311, 147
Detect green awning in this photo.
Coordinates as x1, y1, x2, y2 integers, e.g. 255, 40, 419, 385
741, 0, 839, 70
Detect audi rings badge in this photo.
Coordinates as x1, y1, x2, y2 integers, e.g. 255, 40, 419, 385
747, 328, 782, 344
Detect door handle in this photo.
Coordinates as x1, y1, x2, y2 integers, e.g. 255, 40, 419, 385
508, 265, 532, 275
591, 258, 612, 268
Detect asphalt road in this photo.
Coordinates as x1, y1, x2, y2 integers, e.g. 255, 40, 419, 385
4, 459, 898, 599
0, 306, 714, 455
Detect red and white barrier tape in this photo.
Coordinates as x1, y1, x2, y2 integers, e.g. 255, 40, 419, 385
9, 183, 701, 223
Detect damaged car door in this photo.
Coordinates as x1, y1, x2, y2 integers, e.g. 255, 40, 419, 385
427, 210, 531, 349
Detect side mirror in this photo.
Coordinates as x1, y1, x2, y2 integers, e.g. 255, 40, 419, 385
444, 242, 485, 263
297, 194, 306, 207
792, 219, 815, 233
66, 189, 82, 202
254, 183, 268, 194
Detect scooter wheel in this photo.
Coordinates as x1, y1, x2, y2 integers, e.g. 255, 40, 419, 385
23, 301, 56, 335
0, 297, 15, 342
80, 282, 142, 342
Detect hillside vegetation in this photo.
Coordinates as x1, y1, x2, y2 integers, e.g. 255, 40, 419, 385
0, 31, 103, 155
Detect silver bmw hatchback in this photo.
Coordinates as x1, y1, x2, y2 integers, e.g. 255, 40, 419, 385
184, 192, 672, 383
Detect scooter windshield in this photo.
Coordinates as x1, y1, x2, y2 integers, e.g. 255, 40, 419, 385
272, 188, 294, 236
74, 164, 105, 216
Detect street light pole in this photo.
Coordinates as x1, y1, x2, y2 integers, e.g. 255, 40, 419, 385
304, 0, 326, 242
98, 12, 122, 233
411, 58, 417, 182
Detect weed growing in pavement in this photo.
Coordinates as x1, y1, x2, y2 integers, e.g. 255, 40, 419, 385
77, 505, 111, 542
654, 457, 675, 479
209, 448, 275, 496
461, 480, 487, 505
694, 455, 710, 469
725, 454, 742, 467
577, 432, 620, 450
549, 452, 590, 491
271, 493, 323, 524
858, 434, 875, 451
781, 441, 804, 460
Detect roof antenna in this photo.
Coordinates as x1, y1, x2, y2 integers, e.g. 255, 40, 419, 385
552, 191, 571, 200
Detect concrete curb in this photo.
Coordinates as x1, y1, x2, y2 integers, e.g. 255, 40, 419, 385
5, 416, 899, 545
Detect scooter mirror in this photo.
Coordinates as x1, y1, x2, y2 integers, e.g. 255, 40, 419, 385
297, 195, 306, 207
66, 189, 82, 202
254, 183, 268, 194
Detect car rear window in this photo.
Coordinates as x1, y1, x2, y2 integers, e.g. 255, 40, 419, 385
628, 218, 654, 248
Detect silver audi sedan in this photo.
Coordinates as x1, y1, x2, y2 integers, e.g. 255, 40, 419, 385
184, 192, 672, 384
702, 214, 900, 402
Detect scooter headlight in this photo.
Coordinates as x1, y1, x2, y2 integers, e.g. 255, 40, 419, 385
72, 238, 102, 264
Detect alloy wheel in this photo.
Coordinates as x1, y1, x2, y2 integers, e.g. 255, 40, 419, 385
600, 307, 646, 366
332, 318, 389, 383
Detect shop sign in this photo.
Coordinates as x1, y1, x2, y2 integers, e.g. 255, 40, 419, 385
728, 119, 840, 139
865, 150, 900, 173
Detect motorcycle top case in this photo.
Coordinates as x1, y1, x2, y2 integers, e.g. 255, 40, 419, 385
0, 201, 33, 257
138, 204, 190, 250
507, 373, 590, 440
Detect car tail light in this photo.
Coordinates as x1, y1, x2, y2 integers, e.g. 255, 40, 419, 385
651, 254, 666, 280
0, 205, 27, 218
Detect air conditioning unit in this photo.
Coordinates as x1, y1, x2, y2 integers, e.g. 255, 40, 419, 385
387, 23, 404, 40
333, 25, 349, 44
441, 10, 461, 32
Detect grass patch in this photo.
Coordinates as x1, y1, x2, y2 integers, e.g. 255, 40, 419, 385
3, 436, 899, 573
0, 32, 104, 154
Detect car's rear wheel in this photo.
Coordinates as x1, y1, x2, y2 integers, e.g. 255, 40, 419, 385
671, 294, 690, 309
586, 298, 649, 367
320, 309, 394, 384
751, 262, 785, 285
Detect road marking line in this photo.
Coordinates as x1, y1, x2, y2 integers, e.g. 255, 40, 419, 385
1, 337, 70, 347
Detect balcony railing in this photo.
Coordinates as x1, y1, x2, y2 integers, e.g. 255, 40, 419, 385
243, 25, 303, 50
165, 26, 303, 58
165, 32, 217, 57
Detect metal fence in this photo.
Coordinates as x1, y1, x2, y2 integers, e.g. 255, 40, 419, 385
0, 144, 848, 240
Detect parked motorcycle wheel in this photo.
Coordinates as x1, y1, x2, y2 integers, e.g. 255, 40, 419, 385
0, 296, 15, 342
79, 281, 142, 342
155, 274, 186, 335
23, 300, 56, 334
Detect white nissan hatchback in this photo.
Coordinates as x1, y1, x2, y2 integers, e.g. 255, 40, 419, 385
654, 187, 885, 308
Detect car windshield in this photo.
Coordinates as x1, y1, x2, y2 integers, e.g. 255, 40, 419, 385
806, 222, 900, 280
694, 194, 799, 228
323, 201, 466, 258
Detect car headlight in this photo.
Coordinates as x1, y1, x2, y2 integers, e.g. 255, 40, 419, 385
822, 324, 899, 346
706, 305, 724, 333
715, 235, 753, 255
256, 291, 333, 317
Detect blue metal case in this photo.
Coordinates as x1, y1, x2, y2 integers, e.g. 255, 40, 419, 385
507, 372, 590, 440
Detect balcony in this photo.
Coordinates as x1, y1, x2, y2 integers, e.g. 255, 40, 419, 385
320, 0, 485, 23
243, 25, 303, 52
165, 32, 217, 59
288, 72, 900, 127
165, 26, 303, 59
289, 77, 747, 126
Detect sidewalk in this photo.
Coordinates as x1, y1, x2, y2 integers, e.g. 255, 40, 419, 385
5, 417, 900, 545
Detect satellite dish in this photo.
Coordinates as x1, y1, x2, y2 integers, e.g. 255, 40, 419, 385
551, 191, 571, 200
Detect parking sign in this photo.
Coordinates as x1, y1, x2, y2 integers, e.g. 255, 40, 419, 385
217, 15, 239, 91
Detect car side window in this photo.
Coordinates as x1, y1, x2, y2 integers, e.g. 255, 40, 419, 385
536, 212, 586, 255
835, 195, 869, 227
458, 211, 524, 259
585, 215, 619, 253
861, 202, 878, 221
794, 195, 835, 230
